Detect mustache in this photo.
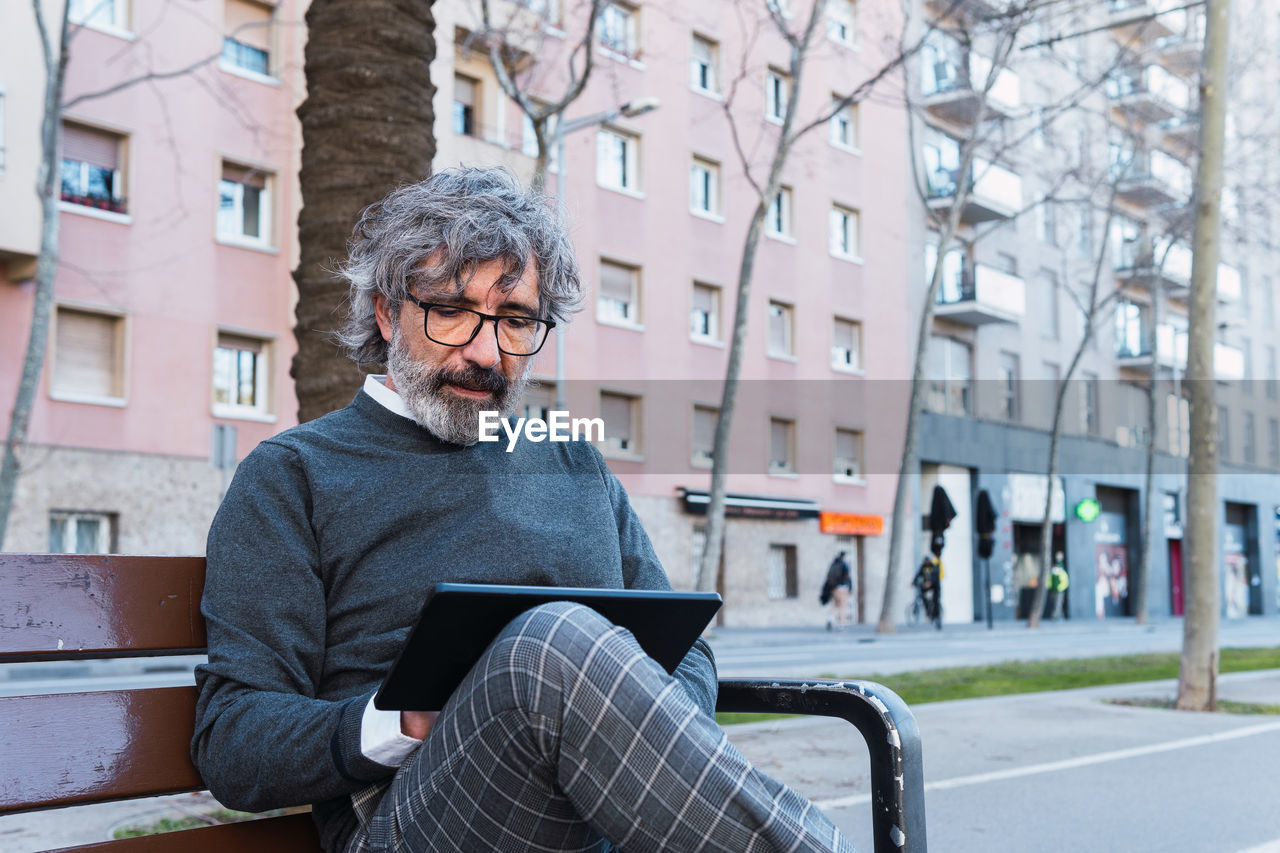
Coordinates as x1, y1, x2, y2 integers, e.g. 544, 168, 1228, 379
427, 364, 509, 397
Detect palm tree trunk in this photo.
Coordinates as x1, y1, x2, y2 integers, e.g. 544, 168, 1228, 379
292, 0, 437, 422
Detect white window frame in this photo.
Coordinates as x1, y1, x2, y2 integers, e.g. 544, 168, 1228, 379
690, 282, 721, 343
600, 391, 642, 458
69, 0, 131, 36
766, 186, 794, 240
829, 98, 858, 151
829, 204, 860, 260
831, 317, 862, 372
452, 73, 480, 137
48, 510, 115, 554
827, 0, 858, 47
217, 162, 274, 249
597, 259, 641, 328
596, 127, 640, 194
213, 331, 274, 420
833, 428, 864, 483
220, 0, 275, 82
59, 122, 128, 219
50, 304, 128, 406
690, 33, 719, 95
767, 300, 794, 359
690, 156, 721, 219
766, 69, 789, 124
598, 2, 639, 58
927, 335, 971, 416
768, 417, 796, 475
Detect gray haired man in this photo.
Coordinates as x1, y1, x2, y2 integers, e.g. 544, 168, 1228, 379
192, 167, 854, 852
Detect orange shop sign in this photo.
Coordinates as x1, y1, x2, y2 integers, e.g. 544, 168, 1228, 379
819, 512, 884, 536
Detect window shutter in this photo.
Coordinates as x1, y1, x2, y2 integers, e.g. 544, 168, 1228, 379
62, 124, 119, 169
225, 0, 272, 50
599, 262, 633, 302
836, 429, 857, 460
222, 162, 267, 189
693, 407, 716, 451
833, 319, 854, 352
693, 285, 715, 314
601, 394, 633, 441
55, 309, 120, 397
454, 75, 477, 107
770, 419, 791, 466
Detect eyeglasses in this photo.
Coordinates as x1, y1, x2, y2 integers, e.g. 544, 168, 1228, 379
404, 295, 556, 356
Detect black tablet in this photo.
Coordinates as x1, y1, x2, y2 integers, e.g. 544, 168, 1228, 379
374, 583, 723, 711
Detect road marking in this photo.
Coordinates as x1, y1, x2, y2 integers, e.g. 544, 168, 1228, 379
815, 719, 1280, 811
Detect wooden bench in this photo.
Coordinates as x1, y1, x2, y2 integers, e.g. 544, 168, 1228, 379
0, 554, 927, 852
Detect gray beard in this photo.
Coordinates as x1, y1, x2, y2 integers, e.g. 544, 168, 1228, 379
386, 324, 530, 446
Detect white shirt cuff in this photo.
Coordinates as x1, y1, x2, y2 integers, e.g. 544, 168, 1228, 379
360, 695, 423, 767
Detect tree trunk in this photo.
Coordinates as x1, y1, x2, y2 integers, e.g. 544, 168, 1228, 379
0, 1, 70, 552
291, 0, 437, 423
1177, 0, 1230, 713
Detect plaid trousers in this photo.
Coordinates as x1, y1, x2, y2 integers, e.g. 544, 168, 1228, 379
346, 601, 854, 853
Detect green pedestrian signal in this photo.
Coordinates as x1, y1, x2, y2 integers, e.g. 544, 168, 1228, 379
1075, 498, 1100, 523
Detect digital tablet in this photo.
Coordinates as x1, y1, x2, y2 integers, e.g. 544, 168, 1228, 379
374, 583, 723, 711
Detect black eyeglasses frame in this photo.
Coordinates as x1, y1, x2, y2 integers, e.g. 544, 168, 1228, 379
403, 295, 557, 356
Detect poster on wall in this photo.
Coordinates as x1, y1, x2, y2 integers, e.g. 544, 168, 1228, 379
1094, 544, 1129, 619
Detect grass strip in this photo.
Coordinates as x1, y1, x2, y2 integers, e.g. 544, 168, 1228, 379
1106, 697, 1280, 715
715, 645, 1280, 726
113, 809, 277, 839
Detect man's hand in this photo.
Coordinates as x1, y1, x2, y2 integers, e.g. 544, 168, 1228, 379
400, 710, 438, 741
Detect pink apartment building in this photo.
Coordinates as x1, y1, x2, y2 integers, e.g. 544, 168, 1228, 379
434, 0, 911, 625
0, 0, 303, 555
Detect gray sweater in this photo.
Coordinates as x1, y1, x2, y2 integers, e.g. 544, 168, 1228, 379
192, 391, 718, 852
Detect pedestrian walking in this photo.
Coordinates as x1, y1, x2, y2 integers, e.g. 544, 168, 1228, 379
821, 551, 853, 630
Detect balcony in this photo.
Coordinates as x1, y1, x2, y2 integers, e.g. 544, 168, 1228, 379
933, 260, 1025, 325
1215, 342, 1245, 381
1161, 110, 1200, 148
926, 157, 1022, 223
1117, 322, 1189, 370
1107, 65, 1190, 124
1112, 148, 1192, 208
1114, 236, 1193, 294
924, 0, 1013, 21
1156, 13, 1205, 76
921, 39, 1021, 123
1108, 0, 1188, 44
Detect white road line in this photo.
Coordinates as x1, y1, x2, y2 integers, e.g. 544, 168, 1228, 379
815, 719, 1280, 811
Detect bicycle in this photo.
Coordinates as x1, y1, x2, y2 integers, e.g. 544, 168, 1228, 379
906, 585, 942, 630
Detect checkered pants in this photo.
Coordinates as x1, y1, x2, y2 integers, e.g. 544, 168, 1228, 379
346, 602, 854, 852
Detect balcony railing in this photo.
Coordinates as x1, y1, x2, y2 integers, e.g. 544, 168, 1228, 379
933, 260, 1025, 325
926, 156, 1022, 223
1111, 148, 1192, 206
921, 41, 1020, 122
1108, 0, 1188, 42
1107, 64, 1190, 123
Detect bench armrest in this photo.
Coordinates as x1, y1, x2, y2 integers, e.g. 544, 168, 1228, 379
716, 678, 927, 853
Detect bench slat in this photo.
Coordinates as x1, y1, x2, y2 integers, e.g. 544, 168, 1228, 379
0, 688, 203, 814
0, 555, 206, 660
47, 813, 322, 852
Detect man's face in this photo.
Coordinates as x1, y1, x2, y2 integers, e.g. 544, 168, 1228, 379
374, 256, 539, 445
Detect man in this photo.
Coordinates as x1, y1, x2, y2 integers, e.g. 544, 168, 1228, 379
192, 168, 854, 853
913, 550, 942, 629
823, 551, 852, 631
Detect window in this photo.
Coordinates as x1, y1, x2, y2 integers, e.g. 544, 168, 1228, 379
691, 33, 718, 93
766, 68, 789, 123
218, 162, 272, 246
1268, 346, 1278, 399
1077, 207, 1093, 257
597, 259, 639, 325
598, 2, 638, 57
453, 75, 479, 137
213, 332, 272, 417
1219, 405, 1231, 461
222, 0, 273, 77
60, 123, 126, 214
1242, 337, 1253, 395
52, 306, 126, 402
596, 128, 639, 192
829, 98, 858, 150
767, 301, 794, 358
692, 405, 717, 467
1037, 197, 1057, 245
834, 428, 863, 481
1269, 418, 1279, 468
827, 0, 857, 46
1265, 276, 1276, 328
999, 351, 1020, 422
766, 186, 793, 238
927, 336, 970, 415
767, 544, 799, 599
1041, 269, 1060, 340
600, 391, 640, 456
1083, 372, 1099, 435
690, 156, 721, 216
1244, 411, 1257, 465
69, 0, 128, 31
49, 511, 114, 554
519, 0, 559, 24
768, 417, 795, 474
1167, 393, 1190, 457
1114, 300, 1146, 358
829, 204, 860, 259
831, 317, 861, 371
690, 282, 721, 342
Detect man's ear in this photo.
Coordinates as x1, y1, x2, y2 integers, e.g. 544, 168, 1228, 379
373, 294, 394, 342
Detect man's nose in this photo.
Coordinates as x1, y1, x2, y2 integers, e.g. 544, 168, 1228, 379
459, 318, 502, 368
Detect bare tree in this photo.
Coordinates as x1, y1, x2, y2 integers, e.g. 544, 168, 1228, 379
696, 0, 918, 595
477, 0, 606, 190
291, 0, 437, 423
1177, 0, 1231, 712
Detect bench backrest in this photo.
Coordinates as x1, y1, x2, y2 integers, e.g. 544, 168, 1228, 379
0, 554, 322, 851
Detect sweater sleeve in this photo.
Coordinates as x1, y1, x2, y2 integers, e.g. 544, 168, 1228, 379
191, 441, 396, 812
598, 452, 719, 718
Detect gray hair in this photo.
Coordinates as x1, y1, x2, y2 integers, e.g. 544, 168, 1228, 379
336, 166, 582, 366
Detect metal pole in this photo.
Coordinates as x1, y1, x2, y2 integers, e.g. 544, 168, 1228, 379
984, 558, 993, 629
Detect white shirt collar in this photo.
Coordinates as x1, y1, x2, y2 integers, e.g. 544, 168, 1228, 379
362, 374, 414, 421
